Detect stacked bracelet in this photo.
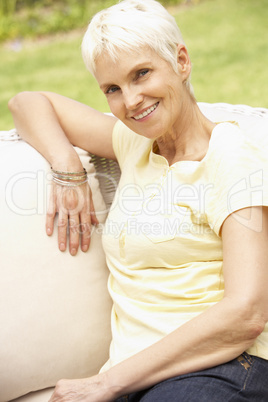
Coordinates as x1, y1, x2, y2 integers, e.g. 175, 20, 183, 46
51, 167, 88, 187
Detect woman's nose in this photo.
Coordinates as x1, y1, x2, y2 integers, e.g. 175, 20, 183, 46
123, 87, 143, 110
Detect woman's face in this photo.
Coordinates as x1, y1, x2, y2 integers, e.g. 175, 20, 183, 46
94, 46, 191, 140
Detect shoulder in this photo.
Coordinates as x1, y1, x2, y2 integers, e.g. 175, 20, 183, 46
209, 122, 266, 172
210, 122, 246, 155
206, 122, 268, 235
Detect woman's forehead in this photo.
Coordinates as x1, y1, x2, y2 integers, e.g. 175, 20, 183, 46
95, 47, 165, 73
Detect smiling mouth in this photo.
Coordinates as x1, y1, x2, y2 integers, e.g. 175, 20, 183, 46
132, 102, 159, 121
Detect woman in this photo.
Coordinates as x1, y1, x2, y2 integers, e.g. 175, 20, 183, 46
8, 0, 268, 401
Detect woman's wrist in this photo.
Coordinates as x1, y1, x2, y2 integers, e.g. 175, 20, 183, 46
100, 370, 126, 401
50, 152, 84, 173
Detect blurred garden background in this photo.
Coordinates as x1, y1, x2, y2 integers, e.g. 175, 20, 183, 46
0, 0, 267, 129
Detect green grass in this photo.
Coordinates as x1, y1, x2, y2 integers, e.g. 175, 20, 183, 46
175, 0, 268, 106
1, 0, 268, 129
0, 32, 109, 128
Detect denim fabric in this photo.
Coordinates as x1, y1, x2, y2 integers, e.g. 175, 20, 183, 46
115, 353, 268, 401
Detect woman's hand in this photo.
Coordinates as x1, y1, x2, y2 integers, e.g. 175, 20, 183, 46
8, 91, 116, 256
48, 375, 116, 402
46, 181, 99, 256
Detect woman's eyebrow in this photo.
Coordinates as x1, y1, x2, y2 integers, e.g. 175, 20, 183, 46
99, 61, 153, 90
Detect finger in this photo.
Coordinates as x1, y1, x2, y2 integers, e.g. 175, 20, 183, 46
79, 210, 92, 252
87, 185, 99, 226
57, 187, 79, 253
69, 215, 80, 256
65, 186, 87, 254
79, 185, 92, 252
46, 183, 56, 236
57, 208, 68, 252
90, 196, 100, 226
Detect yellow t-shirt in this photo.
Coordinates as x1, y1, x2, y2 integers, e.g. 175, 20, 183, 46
101, 120, 268, 371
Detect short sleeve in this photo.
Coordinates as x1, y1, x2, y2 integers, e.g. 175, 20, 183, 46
206, 123, 268, 236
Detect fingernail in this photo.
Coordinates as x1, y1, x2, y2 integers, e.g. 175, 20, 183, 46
82, 245, 88, 252
46, 228, 52, 235
59, 243, 65, 251
71, 248, 77, 256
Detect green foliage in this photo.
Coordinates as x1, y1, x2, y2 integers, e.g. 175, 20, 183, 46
160, 0, 185, 4
0, 0, 186, 42
0, 0, 116, 41
0, 0, 184, 18
0, 0, 17, 16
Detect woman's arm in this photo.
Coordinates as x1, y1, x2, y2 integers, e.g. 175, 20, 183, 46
8, 91, 117, 164
50, 206, 268, 400
8, 91, 117, 254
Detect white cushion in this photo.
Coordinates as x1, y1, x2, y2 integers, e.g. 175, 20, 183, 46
0, 139, 112, 401
10, 388, 54, 402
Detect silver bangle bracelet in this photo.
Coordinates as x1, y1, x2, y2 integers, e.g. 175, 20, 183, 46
52, 173, 88, 181
51, 167, 87, 176
52, 177, 88, 187
50, 166, 88, 186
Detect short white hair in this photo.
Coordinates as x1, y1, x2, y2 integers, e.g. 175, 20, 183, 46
82, 0, 194, 96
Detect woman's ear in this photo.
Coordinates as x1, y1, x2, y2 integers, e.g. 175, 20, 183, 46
177, 44, 192, 81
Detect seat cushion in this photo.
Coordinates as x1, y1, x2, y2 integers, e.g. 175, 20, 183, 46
0, 138, 112, 401
10, 388, 54, 402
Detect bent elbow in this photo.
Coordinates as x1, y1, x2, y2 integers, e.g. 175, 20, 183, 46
8, 91, 31, 113
227, 297, 267, 347
239, 301, 267, 345
8, 95, 17, 113
247, 316, 266, 342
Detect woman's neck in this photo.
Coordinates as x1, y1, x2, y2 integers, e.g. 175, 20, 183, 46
156, 101, 216, 165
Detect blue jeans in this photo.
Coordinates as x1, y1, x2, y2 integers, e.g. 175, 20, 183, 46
115, 353, 268, 401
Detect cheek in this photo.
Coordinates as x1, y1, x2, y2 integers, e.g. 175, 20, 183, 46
107, 98, 123, 118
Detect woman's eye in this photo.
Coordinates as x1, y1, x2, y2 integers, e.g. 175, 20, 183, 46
138, 69, 149, 78
106, 86, 119, 94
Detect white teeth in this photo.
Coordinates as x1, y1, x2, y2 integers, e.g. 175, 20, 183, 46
133, 102, 158, 120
